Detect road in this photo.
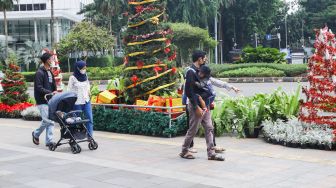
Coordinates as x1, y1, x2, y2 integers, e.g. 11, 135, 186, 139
28, 82, 309, 99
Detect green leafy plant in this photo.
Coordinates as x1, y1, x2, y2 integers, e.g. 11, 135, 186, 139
238, 46, 286, 64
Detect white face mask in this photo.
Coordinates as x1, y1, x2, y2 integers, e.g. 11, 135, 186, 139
80, 69, 86, 74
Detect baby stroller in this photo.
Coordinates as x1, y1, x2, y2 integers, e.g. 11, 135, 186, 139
46, 92, 98, 154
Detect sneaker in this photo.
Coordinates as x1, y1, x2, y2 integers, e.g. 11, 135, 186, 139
32, 132, 39, 145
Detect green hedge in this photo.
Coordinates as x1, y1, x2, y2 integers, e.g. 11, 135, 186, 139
58, 55, 114, 71
22, 65, 123, 82
209, 63, 307, 77
218, 67, 285, 77
92, 106, 188, 137
22, 72, 36, 82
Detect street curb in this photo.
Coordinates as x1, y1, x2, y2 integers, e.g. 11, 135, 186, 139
26, 77, 308, 87
218, 77, 308, 83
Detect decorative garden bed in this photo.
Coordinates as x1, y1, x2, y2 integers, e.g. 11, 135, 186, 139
262, 118, 336, 151
92, 104, 187, 138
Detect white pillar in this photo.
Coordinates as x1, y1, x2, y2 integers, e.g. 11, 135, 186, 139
55, 19, 60, 42
47, 23, 51, 46
214, 15, 218, 64
34, 20, 38, 42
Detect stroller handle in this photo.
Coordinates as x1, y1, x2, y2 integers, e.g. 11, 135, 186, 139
44, 93, 55, 102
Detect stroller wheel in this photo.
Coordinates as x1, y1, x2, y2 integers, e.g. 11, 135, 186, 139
48, 144, 56, 151
71, 144, 81, 154
89, 141, 98, 150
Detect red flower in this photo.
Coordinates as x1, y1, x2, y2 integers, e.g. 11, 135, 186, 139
131, 75, 139, 86
168, 51, 177, 61
153, 66, 163, 76
165, 39, 171, 45
171, 67, 177, 74
135, 5, 144, 13
164, 47, 171, 54
136, 60, 144, 69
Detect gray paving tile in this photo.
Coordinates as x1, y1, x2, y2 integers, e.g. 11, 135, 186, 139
24, 180, 76, 188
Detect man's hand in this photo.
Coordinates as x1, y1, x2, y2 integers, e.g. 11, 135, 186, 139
195, 106, 203, 118
52, 91, 58, 95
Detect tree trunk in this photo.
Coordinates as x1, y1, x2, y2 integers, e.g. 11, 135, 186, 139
51, 0, 54, 48
4, 9, 8, 58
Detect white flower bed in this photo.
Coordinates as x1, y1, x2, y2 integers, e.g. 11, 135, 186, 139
262, 118, 336, 150
21, 106, 41, 121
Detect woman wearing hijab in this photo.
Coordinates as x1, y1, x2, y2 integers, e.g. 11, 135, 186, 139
67, 61, 94, 138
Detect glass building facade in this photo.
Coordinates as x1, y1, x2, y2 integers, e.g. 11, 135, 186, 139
0, 19, 75, 49
0, 0, 91, 50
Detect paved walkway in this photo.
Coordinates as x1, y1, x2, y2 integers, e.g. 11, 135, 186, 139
0, 119, 335, 188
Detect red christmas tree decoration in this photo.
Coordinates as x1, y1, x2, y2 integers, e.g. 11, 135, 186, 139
299, 27, 336, 129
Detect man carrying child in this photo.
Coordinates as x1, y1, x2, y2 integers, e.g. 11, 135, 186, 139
180, 50, 240, 161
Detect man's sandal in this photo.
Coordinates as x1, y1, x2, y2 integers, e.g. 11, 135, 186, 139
188, 148, 198, 153
208, 155, 225, 161
32, 132, 39, 145
179, 152, 195, 159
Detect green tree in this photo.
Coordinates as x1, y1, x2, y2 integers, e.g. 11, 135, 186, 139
221, 0, 285, 54
57, 22, 114, 57
79, 0, 128, 33
166, 0, 234, 28
0, 0, 17, 58
17, 40, 47, 71
300, 0, 336, 36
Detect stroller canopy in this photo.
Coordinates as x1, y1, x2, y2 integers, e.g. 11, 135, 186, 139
48, 92, 78, 121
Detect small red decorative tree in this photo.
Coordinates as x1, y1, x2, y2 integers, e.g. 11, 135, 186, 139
300, 27, 336, 129
42, 48, 63, 92
0, 53, 32, 118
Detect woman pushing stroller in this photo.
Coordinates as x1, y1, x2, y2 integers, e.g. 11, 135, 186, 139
67, 61, 95, 139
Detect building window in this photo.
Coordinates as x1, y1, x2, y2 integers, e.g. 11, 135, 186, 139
13, 5, 19, 11
20, 4, 27, 11
40, 4, 46, 10
33, 4, 40, 10
27, 4, 33, 11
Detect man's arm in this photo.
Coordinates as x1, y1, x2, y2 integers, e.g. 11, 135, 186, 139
210, 77, 239, 92
184, 70, 199, 109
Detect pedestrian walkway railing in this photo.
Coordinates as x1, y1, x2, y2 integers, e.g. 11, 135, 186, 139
91, 103, 186, 133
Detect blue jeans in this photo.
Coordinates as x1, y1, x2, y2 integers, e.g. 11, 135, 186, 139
74, 101, 94, 137
34, 104, 54, 144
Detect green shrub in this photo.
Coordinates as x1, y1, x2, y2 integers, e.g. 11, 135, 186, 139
209, 63, 307, 77
22, 72, 35, 82
113, 57, 124, 66
87, 65, 123, 80
92, 106, 187, 137
218, 67, 285, 77
238, 46, 286, 64
58, 55, 114, 71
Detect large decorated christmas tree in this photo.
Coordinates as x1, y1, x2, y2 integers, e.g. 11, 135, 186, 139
122, 0, 178, 104
300, 27, 336, 129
